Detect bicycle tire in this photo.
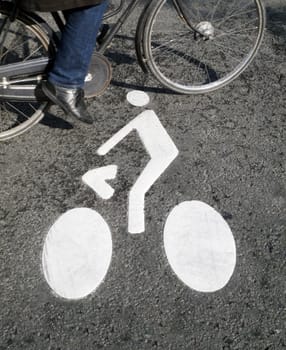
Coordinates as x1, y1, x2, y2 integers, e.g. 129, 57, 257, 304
0, 3, 54, 141
142, 0, 266, 94
135, 2, 152, 74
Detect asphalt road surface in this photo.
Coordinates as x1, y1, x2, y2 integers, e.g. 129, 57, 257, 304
0, 1, 285, 349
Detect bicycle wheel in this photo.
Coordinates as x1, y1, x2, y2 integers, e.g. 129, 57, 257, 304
0, 3, 54, 141
142, 0, 266, 94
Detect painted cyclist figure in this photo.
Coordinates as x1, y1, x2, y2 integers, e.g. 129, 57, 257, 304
19, 0, 108, 124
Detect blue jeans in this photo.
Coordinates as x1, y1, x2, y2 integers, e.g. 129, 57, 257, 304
48, 1, 108, 88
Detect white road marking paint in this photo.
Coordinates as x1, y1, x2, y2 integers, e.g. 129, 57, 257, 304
126, 90, 150, 107
82, 165, 118, 200
42, 208, 112, 300
42, 91, 237, 299
164, 201, 236, 292
97, 110, 179, 234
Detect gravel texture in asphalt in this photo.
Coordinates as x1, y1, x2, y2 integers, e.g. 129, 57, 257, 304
0, 1, 285, 349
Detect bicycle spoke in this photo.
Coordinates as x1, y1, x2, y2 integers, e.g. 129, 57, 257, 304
151, 31, 190, 53
152, 34, 201, 68
223, 0, 249, 20
209, 41, 242, 62
0, 27, 42, 62
215, 2, 255, 27
208, 0, 224, 22
23, 44, 45, 61
216, 25, 259, 39
213, 8, 257, 27
180, 2, 202, 23
0, 35, 30, 60
205, 65, 212, 83
192, 46, 208, 84
215, 31, 258, 46
30, 103, 38, 112
6, 102, 30, 121
221, 16, 258, 30
0, 23, 23, 58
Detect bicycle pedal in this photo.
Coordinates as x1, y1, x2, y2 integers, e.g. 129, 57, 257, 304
97, 24, 110, 46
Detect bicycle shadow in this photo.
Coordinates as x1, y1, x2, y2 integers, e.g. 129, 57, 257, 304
266, 5, 286, 48
106, 34, 218, 95
40, 111, 74, 130
110, 79, 179, 95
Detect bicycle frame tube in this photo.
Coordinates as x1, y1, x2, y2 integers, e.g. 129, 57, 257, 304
0, 57, 50, 79
172, 0, 210, 34
97, 0, 147, 53
104, 0, 124, 19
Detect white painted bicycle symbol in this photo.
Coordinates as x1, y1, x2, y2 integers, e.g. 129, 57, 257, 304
42, 91, 236, 300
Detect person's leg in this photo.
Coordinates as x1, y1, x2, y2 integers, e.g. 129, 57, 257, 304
49, 1, 108, 88
42, 1, 108, 124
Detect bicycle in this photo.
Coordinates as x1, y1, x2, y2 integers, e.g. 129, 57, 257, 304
0, 0, 266, 140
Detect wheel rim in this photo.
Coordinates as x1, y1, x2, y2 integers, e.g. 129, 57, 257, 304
145, 0, 265, 94
0, 9, 50, 140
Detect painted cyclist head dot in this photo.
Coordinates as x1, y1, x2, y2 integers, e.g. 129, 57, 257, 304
127, 90, 150, 107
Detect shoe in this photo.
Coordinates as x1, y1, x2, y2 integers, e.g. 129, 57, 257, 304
42, 81, 94, 124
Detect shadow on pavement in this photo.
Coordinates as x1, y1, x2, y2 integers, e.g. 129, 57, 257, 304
110, 79, 179, 95
105, 51, 136, 65
266, 6, 286, 47
40, 112, 74, 130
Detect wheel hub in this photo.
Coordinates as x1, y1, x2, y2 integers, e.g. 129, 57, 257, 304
195, 21, 215, 40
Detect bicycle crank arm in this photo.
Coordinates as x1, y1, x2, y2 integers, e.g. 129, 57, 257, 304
0, 82, 47, 102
